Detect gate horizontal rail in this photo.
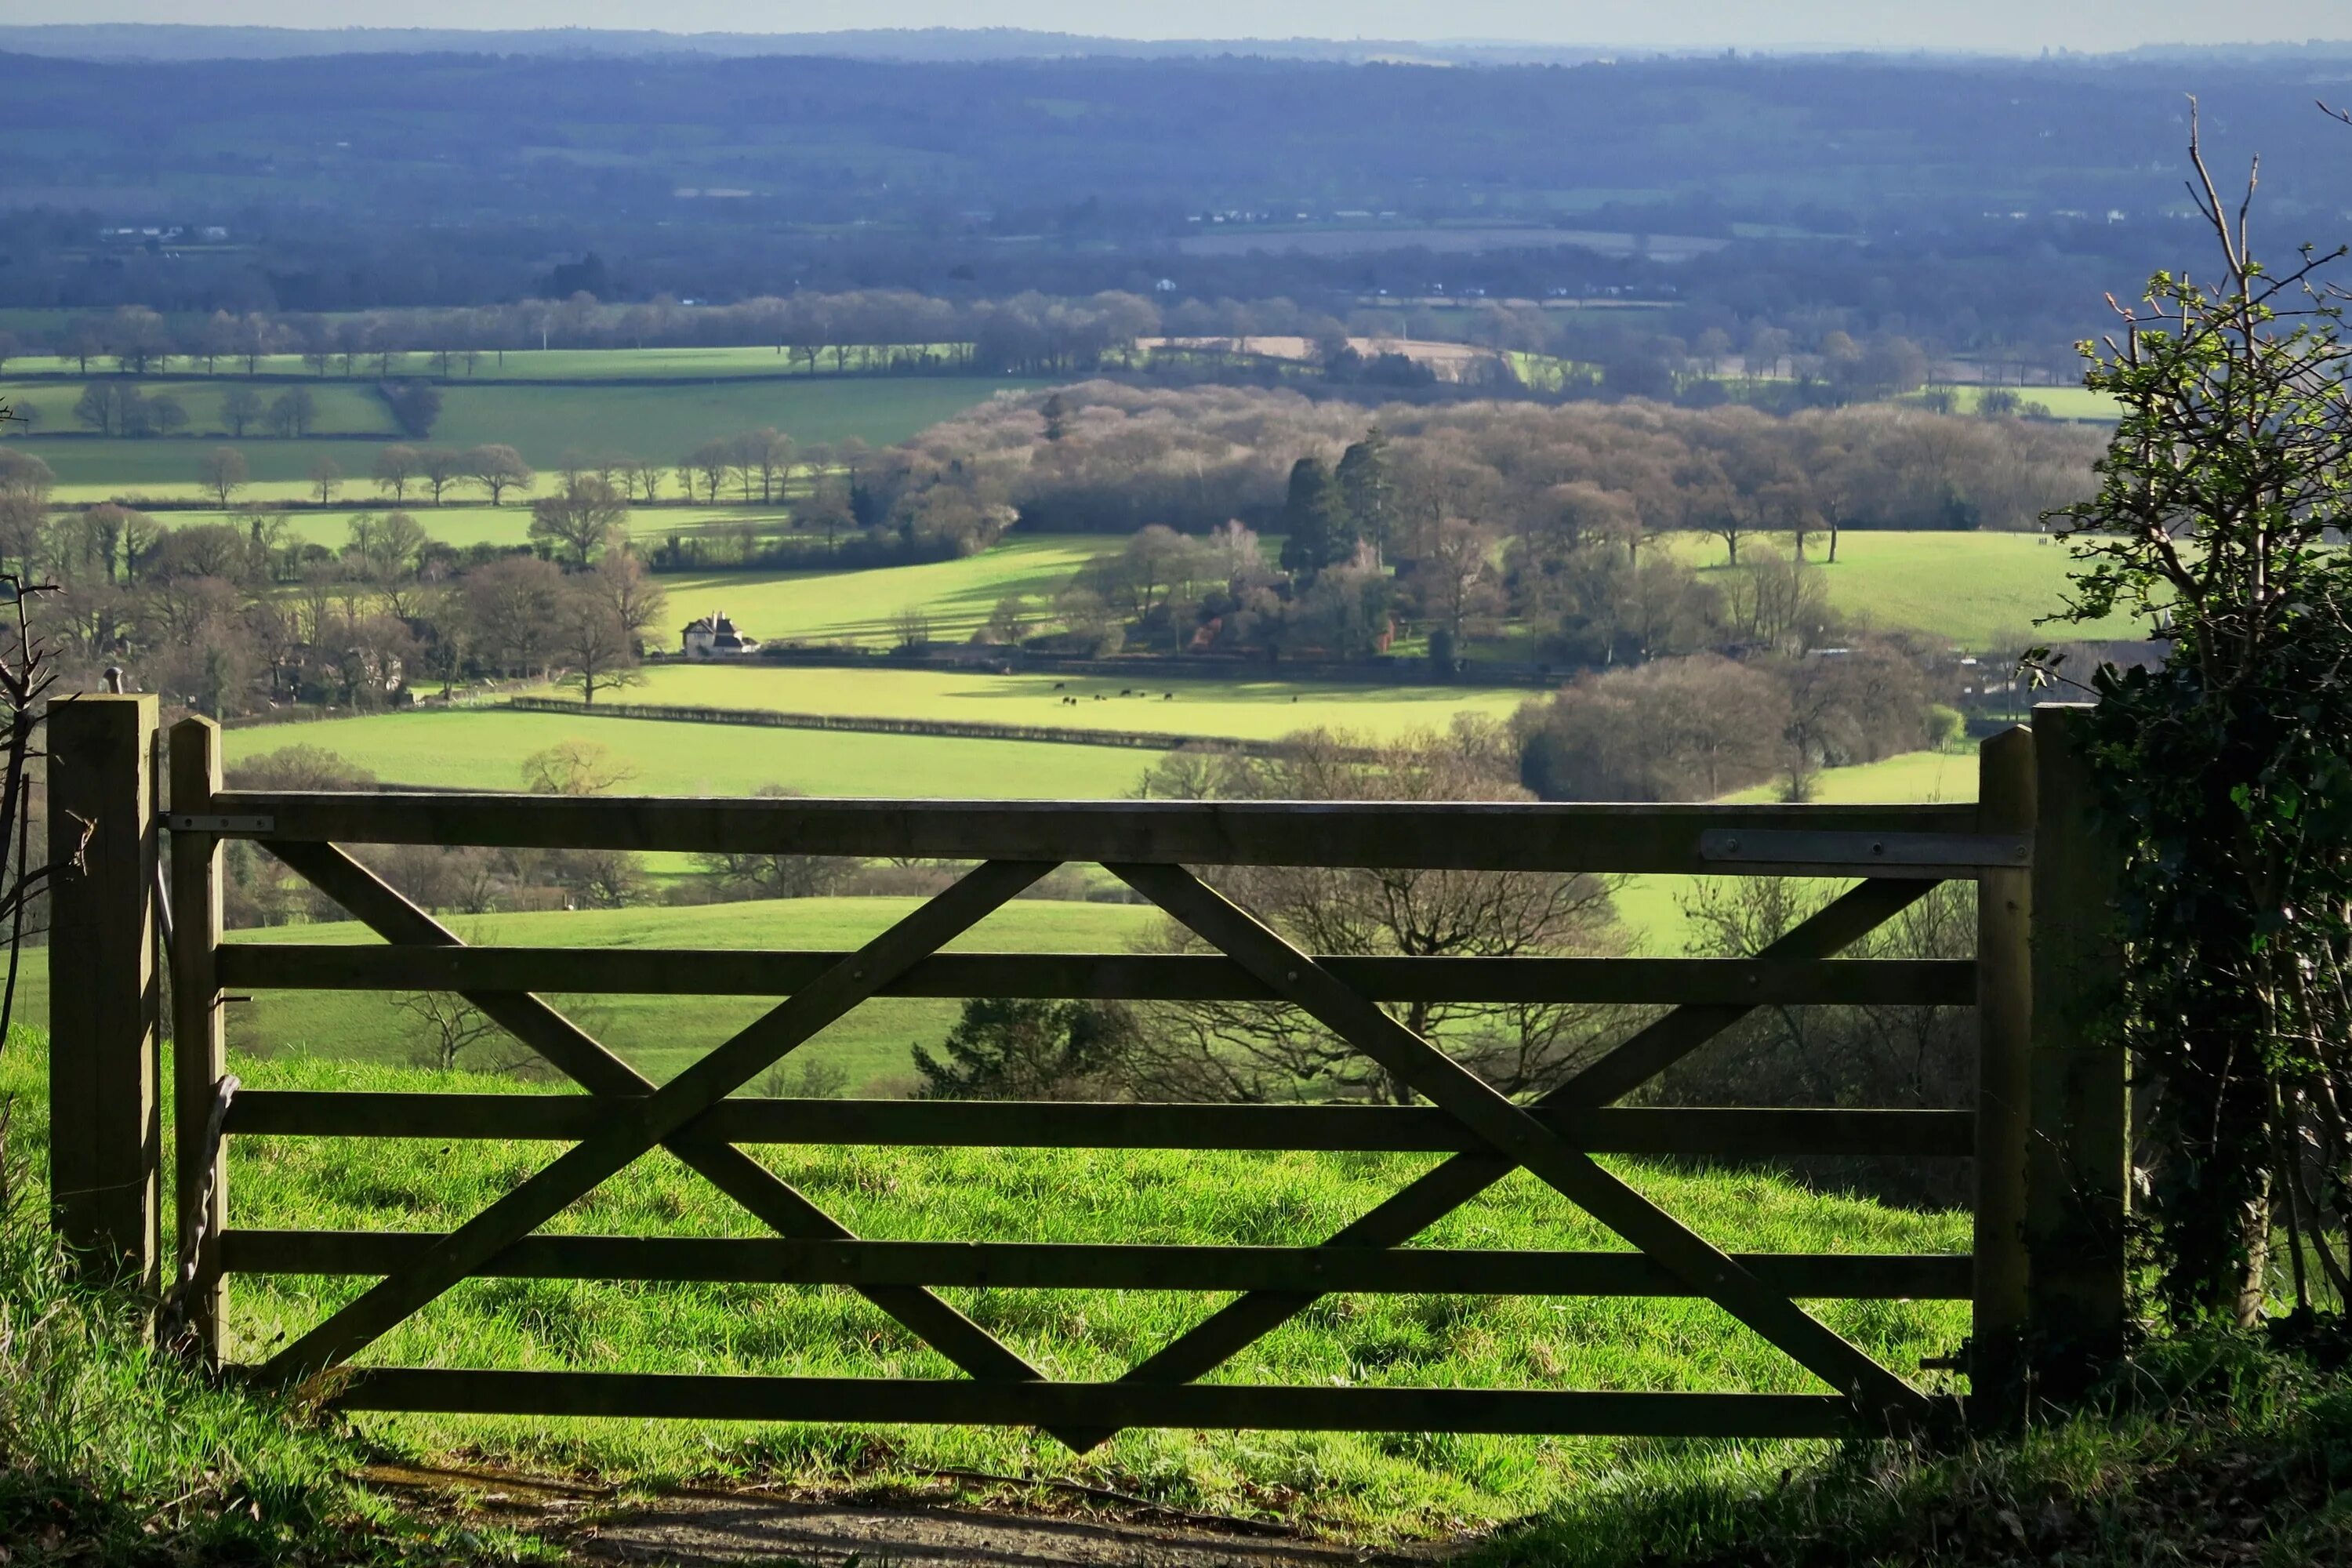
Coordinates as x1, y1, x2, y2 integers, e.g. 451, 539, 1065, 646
332, 1372, 1915, 1439
223, 1093, 1977, 1157
219, 947, 1974, 1005
45, 705, 2129, 1444
191, 790, 1998, 874
225, 1231, 1974, 1298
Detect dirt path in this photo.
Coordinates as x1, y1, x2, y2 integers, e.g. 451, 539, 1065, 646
365, 1463, 1453, 1568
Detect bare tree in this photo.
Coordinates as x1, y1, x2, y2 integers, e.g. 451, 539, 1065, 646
397, 989, 503, 1073
1, 568, 67, 1047
418, 448, 465, 506
198, 447, 249, 507
528, 474, 629, 564
372, 444, 421, 502
1120, 720, 1621, 1104
465, 444, 535, 506
553, 590, 641, 705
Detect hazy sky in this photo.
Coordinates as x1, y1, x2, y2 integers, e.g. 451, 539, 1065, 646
13, 2, 2344, 54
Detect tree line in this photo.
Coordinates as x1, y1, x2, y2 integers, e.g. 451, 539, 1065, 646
5, 448, 666, 717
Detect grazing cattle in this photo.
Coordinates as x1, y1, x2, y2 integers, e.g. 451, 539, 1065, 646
1053, 682, 1065, 690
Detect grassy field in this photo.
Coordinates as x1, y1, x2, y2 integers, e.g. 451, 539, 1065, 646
1718, 747, 1980, 806
647, 527, 2129, 657
219, 708, 1166, 798
5, 346, 969, 382
26, 438, 414, 497
1919, 385, 2122, 421
158, 503, 806, 552
657, 535, 1124, 649
13, 376, 1033, 497
1668, 528, 2147, 647
13, 896, 1160, 1091
604, 662, 1536, 742
2, 378, 397, 437
0, 1036, 1967, 1537
426, 378, 1040, 467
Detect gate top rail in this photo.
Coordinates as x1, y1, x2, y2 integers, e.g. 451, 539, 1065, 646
192, 791, 2004, 875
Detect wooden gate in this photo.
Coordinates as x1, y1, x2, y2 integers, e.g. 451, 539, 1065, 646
45, 700, 2128, 1440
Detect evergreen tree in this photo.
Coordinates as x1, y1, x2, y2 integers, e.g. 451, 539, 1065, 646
911, 996, 1136, 1099
1334, 426, 1396, 564
1277, 456, 1346, 575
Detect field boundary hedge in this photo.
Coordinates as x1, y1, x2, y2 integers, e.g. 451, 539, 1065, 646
504, 695, 1314, 757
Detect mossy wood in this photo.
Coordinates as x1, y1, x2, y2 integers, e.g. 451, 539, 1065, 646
45, 708, 2126, 1443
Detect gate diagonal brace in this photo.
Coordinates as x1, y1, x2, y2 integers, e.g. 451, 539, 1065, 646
256, 844, 1076, 1432
1075, 869, 1940, 1447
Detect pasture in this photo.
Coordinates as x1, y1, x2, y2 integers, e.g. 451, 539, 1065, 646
605, 662, 1537, 742
0, 378, 396, 437
666, 528, 2137, 662
16, 896, 1158, 1091
1718, 746, 1980, 807
656, 535, 1126, 648
1669, 528, 2148, 647
3, 345, 968, 382
218, 707, 1165, 799
160, 503, 803, 552
426, 377, 1040, 466
28, 438, 413, 498
1922, 385, 2122, 421
0, 1039, 1967, 1538
9, 375, 1036, 498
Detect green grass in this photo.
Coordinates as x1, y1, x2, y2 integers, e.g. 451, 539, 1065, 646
16, 897, 1161, 1092
0, 1036, 1971, 1541
13, 377, 1031, 498
218, 708, 1165, 799
158, 503, 807, 552
27, 439, 416, 495
1718, 748, 1980, 807
8, 346, 971, 382
38, 898, 1154, 1090
2, 379, 396, 437
0, 1035, 548, 1563
196, 1054, 1967, 1536
604, 662, 1537, 742
426, 378, 1040, 469
1668, 529, 2150, 648
5, 1040, 2347, 1560
655, 535, 1123, 649
1474, 1333, 2352, 1566
1915, 384, 2123, 421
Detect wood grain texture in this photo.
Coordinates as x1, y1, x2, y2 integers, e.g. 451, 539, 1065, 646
224, 1093, 1976, 1157
45, 695, 159, 1296
221, 792, 1978, 874
331, 1370, 1895, 1438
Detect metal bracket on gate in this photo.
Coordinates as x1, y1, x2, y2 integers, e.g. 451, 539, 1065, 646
168, 814, 275, 834
1699, 829, 2030, 877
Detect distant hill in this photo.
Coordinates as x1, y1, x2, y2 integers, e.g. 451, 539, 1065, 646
5, 24, 2347, 67
0, 24, 1620, 66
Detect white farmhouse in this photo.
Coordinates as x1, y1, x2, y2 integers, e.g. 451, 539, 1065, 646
681, 610, 760, 660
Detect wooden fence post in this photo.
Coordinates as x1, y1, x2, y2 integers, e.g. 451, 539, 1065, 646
2024, 702, 2129, 1395
169, 717, 228, 1362
45, 694, 162, 1295
1972, 724, 2034, 1417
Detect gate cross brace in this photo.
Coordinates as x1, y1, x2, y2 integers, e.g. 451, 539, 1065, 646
1082, 870, 1940, 1443
263, 843, 1070, 1424
256, 851, 1058, 1396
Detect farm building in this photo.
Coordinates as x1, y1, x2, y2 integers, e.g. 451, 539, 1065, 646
681, 611, 761, 660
